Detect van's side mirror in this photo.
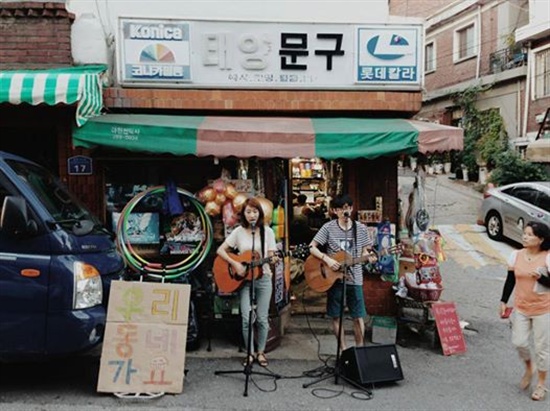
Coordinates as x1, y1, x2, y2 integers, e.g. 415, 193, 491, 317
0, 196, 38, 237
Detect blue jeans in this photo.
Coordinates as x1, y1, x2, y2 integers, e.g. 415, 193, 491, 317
239, 274, 272, 353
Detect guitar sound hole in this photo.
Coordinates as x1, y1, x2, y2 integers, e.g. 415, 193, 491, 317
320, 264, 327, 279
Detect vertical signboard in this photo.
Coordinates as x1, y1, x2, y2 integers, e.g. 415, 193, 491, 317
97, 281, 191, 394
431, 302, 467, 356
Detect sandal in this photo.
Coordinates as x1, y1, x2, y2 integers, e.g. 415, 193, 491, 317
242, 355, 254, 367
520, 370, 533, 390
256, 352, 268, 367
532, 385, 547, 401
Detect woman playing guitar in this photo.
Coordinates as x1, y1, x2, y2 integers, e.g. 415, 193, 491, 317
216, 197, 278, 368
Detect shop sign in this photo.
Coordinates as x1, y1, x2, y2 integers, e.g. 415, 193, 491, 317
97, 281, 190, 394
117, 18, 422, 90
431, 302, 467, 356
119, 19, 191, 83
67, 155, 93, 175
356, 26, 420, 85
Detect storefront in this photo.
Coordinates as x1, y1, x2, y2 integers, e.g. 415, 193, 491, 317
3, 15, 464, 349
71, 112, 462, 321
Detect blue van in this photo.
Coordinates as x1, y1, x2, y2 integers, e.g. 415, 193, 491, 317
0, 151, 124, 359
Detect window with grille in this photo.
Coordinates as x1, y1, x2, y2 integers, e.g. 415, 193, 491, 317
425, 42, 435, 72
454, 23, 476, 61
534, 47, 550, 99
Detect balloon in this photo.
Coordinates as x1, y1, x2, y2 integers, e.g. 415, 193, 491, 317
222, 200, 238, 227
213, 178, 226, 193
205, 201, 221, 216
232, 193, 248, 212
256, 197, 273, 225
224, 183, 238, 200
214, 193, 226, 205
198, 187, 216, 203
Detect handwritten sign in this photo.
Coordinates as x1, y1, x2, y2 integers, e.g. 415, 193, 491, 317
97, 281, 190, 394
431, 302, 467, 356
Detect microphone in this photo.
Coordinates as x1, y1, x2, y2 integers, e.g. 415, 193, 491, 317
343, 211, 350, 218
250, 221, 257, 231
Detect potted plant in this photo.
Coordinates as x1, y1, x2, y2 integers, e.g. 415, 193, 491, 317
443, 152, 452, 174
461, 163, 469, 181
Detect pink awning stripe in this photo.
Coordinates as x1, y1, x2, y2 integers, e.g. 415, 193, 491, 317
196, 116, 316, 158
408, 120, 464, 153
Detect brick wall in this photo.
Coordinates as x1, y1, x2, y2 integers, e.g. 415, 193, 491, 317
0, 2, 74, 69
425, 6, 501, 91
389, 0, 455, 17
104, 88, 422, 113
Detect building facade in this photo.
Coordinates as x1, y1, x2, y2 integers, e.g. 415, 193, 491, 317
1, 1, 464, 317
389, 0, 548, 176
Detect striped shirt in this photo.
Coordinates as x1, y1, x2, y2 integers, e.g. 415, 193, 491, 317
313, 219, 373, 285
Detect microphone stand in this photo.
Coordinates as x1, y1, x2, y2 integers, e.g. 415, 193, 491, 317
303, 212, 371, 394
215, 222, 279, 397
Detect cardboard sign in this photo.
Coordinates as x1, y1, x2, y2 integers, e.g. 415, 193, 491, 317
97, 281, 190, 394
431, 302, 467, 356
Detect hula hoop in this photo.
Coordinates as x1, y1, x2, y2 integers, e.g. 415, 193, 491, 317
116, 185, 213, 280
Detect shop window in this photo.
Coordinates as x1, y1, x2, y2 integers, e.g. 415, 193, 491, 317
533, 46, 550, 99
425, 41, 436, 73
454, 22, 476, 62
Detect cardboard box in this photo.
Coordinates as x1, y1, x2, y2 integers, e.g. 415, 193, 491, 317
371, 316, 397, 344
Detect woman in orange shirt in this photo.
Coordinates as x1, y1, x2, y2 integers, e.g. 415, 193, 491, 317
500, 221, 550, 401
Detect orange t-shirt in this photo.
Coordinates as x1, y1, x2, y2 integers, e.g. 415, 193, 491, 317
508, 250, 550, 316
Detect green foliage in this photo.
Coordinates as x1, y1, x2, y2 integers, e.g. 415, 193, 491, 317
452, 86, 508, 174
475, 109, 508, 168
489, 150, 548, 186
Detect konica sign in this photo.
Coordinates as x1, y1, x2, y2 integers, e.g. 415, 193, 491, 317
120, 19, 192, 82
117, 18, 422, 89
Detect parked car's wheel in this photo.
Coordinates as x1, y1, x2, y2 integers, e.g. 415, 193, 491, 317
485, 211, 503, 241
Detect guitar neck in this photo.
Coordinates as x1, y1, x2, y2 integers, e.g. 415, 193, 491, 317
346, 254, 373, 266
342, 246, 399, 266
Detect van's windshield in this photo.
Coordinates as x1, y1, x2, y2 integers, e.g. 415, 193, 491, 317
7, 159, 102, 231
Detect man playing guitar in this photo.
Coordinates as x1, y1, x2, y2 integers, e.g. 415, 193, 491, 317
308, 194, 377, 351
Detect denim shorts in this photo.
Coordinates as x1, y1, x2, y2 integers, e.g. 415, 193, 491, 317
326, 282, 366, 319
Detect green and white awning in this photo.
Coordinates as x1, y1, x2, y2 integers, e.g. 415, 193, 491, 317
0, 65, 107, 126
73, 114, 464, 159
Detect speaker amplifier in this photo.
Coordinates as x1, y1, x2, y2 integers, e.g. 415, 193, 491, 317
340, 344, 404, 385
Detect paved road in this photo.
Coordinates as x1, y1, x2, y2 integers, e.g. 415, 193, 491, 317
2, 172, 548, 411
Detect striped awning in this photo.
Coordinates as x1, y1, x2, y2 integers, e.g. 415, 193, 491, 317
73, 114, 463, 159
0, 65, 107, 126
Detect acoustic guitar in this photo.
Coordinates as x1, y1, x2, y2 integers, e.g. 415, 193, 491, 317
213, 244, 309, 293
304, 244, 402, 293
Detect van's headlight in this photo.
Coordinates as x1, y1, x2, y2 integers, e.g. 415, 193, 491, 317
73, 262, 103, 309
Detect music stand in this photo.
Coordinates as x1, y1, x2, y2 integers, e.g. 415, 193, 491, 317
214, 223, 279, 397
303, 216, 371, 394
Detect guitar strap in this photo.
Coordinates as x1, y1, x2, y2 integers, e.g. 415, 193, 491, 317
352, 220, 357, 258
260, 225, 265, 259
260, 225, 265, 275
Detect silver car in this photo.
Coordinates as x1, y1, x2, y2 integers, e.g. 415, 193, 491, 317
478, 181, 550, 243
